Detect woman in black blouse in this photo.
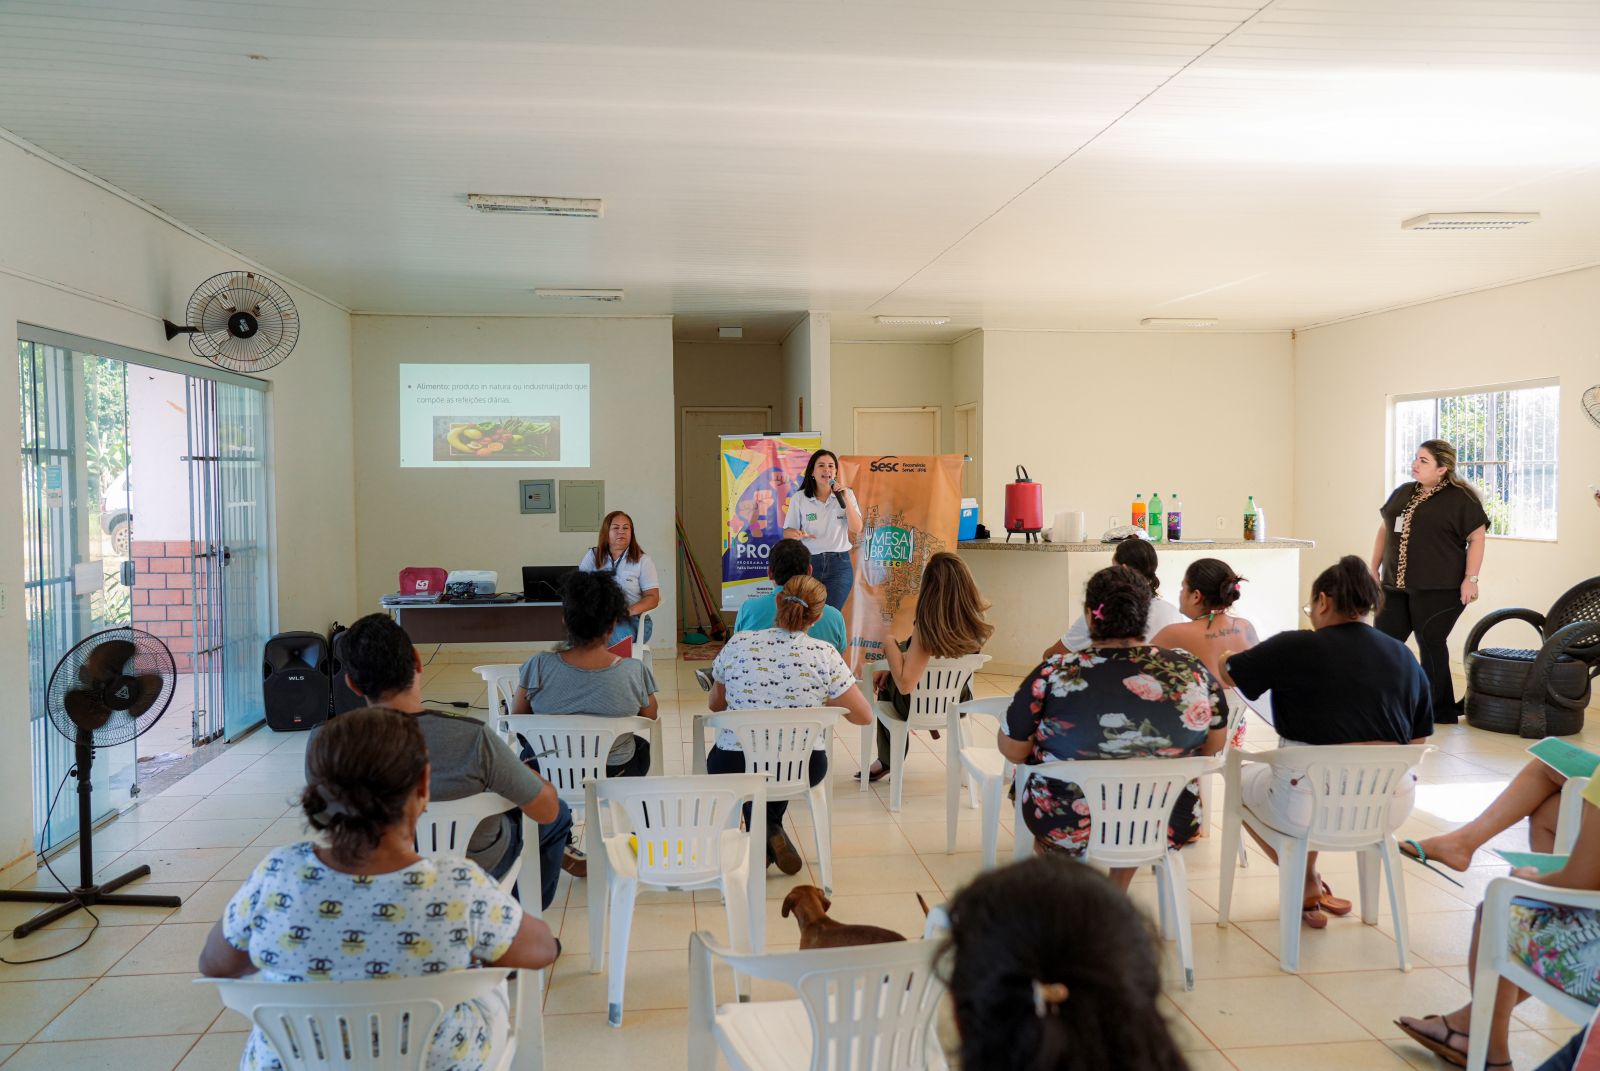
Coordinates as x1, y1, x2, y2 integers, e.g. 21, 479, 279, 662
1368, 439, 1488, 723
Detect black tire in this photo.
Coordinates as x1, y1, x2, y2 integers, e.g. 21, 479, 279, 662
1467, 651, 1592, 700
1466, 690, 1587, 737
111, 521, 130, 557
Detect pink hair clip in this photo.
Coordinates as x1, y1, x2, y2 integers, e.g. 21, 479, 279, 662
1090, 604, 1105, 621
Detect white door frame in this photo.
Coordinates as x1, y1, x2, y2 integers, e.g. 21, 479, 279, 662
954, 401, 980, 500
851, 406, 941, 455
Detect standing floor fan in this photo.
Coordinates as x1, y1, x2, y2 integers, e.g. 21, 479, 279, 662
0, 628, 182, 938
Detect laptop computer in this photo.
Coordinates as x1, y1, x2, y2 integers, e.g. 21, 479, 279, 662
522, 565, 576, 602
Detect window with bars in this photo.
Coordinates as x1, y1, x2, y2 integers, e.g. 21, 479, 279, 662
1391, 382, 1560, 540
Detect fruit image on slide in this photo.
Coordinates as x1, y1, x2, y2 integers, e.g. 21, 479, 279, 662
432, 416, 561, 461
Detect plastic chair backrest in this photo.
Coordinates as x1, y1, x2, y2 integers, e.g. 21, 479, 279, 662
706, 709, 841, 796
793, 940, 945, 1071
904, 654, 990, 728
595, 774, 765, 888
501, 713, 647, 802
203, 970, 510, 1071
1273, 744, 1423, 850
415, 792, 516, 856
474, 663, 521, 719
1025, 756, 1216, 868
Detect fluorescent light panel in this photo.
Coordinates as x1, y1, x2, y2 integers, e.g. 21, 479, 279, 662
533, 288, 623, 301
1141, 317, 1218, 328
718, 326, 744, 339
468, 194, 604, 218
1401, 212, 1539, 231
875, 315, 950, 326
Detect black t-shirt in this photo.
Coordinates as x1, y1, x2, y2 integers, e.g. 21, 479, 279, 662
1378, 482, 1489, 590
1226, 623, 1432, 744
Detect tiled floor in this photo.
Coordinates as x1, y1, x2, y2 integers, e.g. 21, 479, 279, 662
3, 657, 1598, 1070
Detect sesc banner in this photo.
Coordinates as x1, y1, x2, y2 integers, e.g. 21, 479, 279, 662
840, 454, 965, 671
720, 433, 822, 610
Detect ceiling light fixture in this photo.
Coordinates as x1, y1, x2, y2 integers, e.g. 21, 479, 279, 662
1140, 317, 1219, 328
1401, 212, 1539, 231
533, 288, 623, 301
718, 326, 744, 339
468, 194, 604, 218
875, 315, 950, 326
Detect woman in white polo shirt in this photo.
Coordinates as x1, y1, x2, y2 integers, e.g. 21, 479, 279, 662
781, 448, 863, 612
578, 510, 660, 648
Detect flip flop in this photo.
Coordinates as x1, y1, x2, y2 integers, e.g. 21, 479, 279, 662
1318, 880, 1353, 917
854, 763, 890, 783
1300, 896, 1328, 929
1399, 839, 1465, 887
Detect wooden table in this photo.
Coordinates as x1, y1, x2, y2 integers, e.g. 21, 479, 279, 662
387, 600, 563, 644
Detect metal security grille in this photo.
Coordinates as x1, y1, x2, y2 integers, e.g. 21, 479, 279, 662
1392, 382, 1560, 539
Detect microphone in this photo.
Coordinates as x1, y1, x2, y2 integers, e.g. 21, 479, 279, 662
831, 478, 846, 509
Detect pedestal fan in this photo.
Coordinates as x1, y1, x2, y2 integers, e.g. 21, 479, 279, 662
0, 628, 182, 939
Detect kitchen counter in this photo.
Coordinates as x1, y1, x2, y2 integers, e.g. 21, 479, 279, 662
959, 537, 1314, 553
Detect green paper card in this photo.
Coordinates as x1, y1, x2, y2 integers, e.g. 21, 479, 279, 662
1526, 737, 1600, 780
1493, 849, 1568, 874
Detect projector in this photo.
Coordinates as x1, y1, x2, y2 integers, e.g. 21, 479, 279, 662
444, 570, 498, 598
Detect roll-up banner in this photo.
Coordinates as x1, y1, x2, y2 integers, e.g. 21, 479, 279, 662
719, 433, 822, 610
840, 454, 965, 671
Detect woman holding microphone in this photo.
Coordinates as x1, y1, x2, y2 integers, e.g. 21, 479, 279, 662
783, 448, 863, 612
1370, 439, 1488, 724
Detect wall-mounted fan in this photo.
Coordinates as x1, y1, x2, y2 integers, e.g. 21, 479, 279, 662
1583, 385, 1600, 430
0, 628, 181, 939
164, 270, 300, 373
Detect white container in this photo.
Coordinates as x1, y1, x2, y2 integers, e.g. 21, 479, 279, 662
1253, 506, 1268, 541
1054, 510, 1087, 543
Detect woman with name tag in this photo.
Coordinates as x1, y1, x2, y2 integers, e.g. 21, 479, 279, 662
1370, 438, 1488, 723
578, 510, 660, 649
782, 448, 863, 612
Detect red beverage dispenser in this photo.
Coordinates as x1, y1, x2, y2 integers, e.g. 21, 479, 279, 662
1004, 465, 1044, 543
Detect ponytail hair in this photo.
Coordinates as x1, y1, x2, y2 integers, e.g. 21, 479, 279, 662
1419, 438, 1484, 506
774, 575, 826, 632
1084, 565, 1153, 642
1184, 558, 1244, 612
302, 707, 428, 868
1311, 554, 1384, 619
938, 855, 1190, 1071
1111, 538, 1161, 594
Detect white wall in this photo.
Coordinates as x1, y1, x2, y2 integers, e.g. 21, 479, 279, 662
350, 316, 677, 649
0, 134, 357, 878
978, 330, 1296, 541
1294, 267, 1600, 666
780, 311, 832, 437
829, 341, 955, 455
953, 330, 984, 506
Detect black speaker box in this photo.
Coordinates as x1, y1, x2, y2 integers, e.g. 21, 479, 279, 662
327, 623, 365, 717
262, 631, 331, 732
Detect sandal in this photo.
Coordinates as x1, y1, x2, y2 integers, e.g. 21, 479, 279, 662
1301, 896, 1328, 929
1399, 839, 1466, 887
1318, 880, 1353, 917
854, 762, 890, 783
1394, 1015, 1473, 1069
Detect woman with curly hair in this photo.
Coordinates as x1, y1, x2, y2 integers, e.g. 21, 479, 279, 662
998, 565, 1228, 890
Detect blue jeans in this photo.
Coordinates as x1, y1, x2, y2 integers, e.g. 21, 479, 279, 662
1537, 1029, 1586, 1071
810, 551, 854, 612
607, 614, 654, 648
486, 799, 572, 912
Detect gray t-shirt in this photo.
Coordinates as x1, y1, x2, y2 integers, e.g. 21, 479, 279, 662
517, 651, 656, 764
306, 709, 543, 875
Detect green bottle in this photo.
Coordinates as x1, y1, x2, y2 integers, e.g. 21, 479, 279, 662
1148, 492, 1164, 543
1244, 495, 1259, 541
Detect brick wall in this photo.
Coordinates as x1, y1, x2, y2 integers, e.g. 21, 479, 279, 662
130, 540, 195, 672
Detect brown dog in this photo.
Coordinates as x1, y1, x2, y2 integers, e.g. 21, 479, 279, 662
781, 885, 909, 950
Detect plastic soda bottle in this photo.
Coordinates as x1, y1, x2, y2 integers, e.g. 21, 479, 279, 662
1132, 493, 1146, 529
1244, 495, 1259, 541
1167, 493, 1182, 542
1148, 492, 1164, 542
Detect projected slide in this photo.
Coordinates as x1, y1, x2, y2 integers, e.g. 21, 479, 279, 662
399, 364, 590, 468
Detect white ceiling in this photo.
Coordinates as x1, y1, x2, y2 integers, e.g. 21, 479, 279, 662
3, 0, 1600, 341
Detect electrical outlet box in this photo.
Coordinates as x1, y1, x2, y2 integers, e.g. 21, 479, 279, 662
559, 480, 605, 532
519, 479, 555, 514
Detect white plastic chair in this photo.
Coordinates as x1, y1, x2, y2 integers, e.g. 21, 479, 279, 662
947, 695, 1013, 867
203, 969, 525, 1071
1012, 756, 1217, 990
1466, 876, 1600, 1071
861, 654, 990, 812
631, 609, 655, 672
1195, 689, 1260, 867
474, 664, 521, 722
707, 708, 843, 893
585, 773, 769, 1027
415, 792, 531, 905
687, 931, 948, 1071
1216, 744, 1430, 973
501, 713, 665, 802
1555, 775, 1590, 855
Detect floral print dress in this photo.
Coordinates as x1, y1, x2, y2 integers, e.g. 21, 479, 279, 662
1004, 646, 1228, 855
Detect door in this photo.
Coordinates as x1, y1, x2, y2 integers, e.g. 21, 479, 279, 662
18, 340, 136, 850
955, 402, 980, 501
678, 407, 772, 616
853, 407, 940, 457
